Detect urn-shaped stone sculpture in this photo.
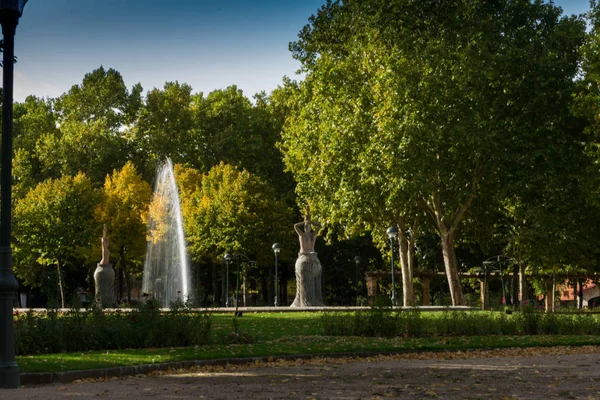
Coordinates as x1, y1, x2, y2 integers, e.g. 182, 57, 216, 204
94, 225, 115, 308
291, 206, 324, 307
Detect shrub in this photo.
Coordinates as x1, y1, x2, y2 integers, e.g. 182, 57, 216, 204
14, 297, 212, 355
321, 307, 600, 338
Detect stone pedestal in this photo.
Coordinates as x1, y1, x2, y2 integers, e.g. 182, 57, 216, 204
94, 263, 115, 308
291, 252, 324, 307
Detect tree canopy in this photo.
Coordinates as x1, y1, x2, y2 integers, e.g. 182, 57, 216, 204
14, 173, 99, 307
280, 0, 587, 305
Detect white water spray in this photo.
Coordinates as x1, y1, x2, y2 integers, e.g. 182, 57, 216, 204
142, 159, 191, 307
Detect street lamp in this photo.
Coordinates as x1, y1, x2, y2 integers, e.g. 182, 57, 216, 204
272, 243, 280, 307
235, 256, 241, 316
223, 253, 232, 307
0, 0, 27, 389
386, 226, 398, 305
354, 256, 361, 306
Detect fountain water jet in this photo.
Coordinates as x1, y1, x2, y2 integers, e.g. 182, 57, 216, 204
142, 159, 191, 307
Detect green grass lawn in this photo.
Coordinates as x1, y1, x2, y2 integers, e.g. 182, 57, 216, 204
16, 311, 600, 374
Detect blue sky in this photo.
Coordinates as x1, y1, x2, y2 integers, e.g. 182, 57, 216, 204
9, 0, 594, 102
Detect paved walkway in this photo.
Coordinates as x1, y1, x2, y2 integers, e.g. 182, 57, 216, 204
8, 346, 600, 399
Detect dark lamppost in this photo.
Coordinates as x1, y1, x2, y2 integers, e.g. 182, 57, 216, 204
235, 255, 241, 316
0, 0, 26, 389
354, 256, 361, 306
386, 226, 398, 305
224, 253, 232, 307
272, 243, 280, 307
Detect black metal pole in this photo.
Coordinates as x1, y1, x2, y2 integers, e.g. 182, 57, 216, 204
234, 260, 241, 316
389, 237, 396, 305
499, 261, 505, 307
355, 260, 359, 306
225, 261, 230, 307
0, 11, 19, 388
483, 266, 487, 311
274, 252, 278, 307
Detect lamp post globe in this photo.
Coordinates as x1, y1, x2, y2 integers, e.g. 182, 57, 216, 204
224, 253, 233, 307
0, 0, 26, 389
354, 256, 361, 306
386, 226, 398, 239
386, 227, 397, 305
272, 243, 280, 307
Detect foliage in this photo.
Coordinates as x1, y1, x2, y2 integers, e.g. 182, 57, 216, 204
280, 0, 587, 305
95, 161, 153, 301
12, 96, 60, 198
183, 162, 294, 266
130, 84, 291, 191
321, 309, 600, 338
15, 311, 600, 374
36, 67, 140, 183
13, 173, 99, 307
13, 299, 212, 355
130, 81, 198, 172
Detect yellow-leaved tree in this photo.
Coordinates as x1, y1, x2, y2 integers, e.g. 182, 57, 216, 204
14, 173, 99, 308
95, 161, 152, 303
180, 162, 295, 306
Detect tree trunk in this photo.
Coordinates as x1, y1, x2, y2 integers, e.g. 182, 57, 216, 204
221, 262, 227, 306
544, 280, 553, 313
519, 263, 527, 310
116, 262, 124, 303
397, 218, 414, 307
282, 263, 289, 305
408, 235, 415, 284
427, 192, 472, 306
242, 265, 248, 307
512, 264, 519, 306
209, 259, 218, 306
579, 280, 584, 309
57, 259, 66, 308
251, 278, 257, 306
439, 230, 463, 306
552, 275, 556, 312
120, 246, 131, 303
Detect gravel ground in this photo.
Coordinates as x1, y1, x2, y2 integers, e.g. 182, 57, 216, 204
6, 346, 600, 399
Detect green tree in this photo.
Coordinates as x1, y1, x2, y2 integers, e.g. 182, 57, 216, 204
95, 161, 152, 302
280, 0, 586, 305
131, 81, 198, 174
199, 86, 274, 176
12, 95, 60, 198
35, 67, 142, 183
518, 0, 600, 282
184, 162, 294, 266
14, 173, 99, 307
179, 163, 295, 304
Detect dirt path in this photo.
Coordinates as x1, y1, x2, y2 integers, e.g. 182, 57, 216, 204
7, 346, 600, 399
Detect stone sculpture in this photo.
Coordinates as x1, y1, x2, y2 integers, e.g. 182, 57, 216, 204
291, 206, 324, 307
94, 224, 115, 308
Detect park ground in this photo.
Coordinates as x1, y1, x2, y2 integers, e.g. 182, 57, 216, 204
9, 346, 600, 399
